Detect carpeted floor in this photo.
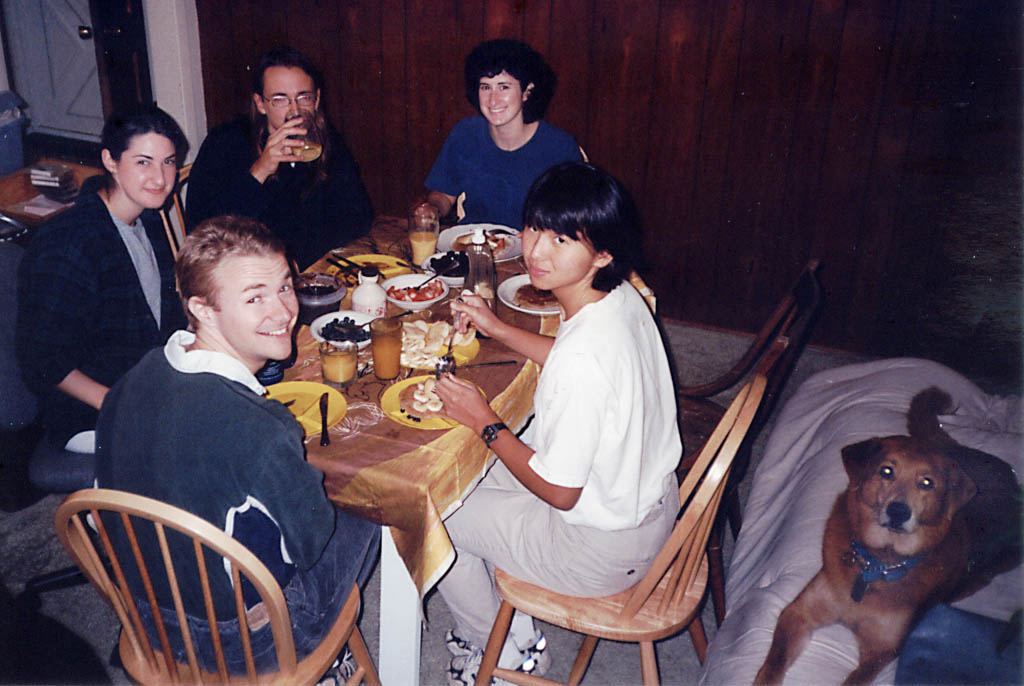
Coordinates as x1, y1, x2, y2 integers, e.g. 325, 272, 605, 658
1, 319, 873, 685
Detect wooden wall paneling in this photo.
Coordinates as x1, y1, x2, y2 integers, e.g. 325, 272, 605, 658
377, 0, 410, 215
774, 0, 845, 303
850, 0, 934, 347
522, 0, 554, 56
484, 0, 526, 39
543, 0, 593, 151
194, 0, 244, 127
676, 0, 747, 326
640, 0, 714, 311
583, 0, 659, 194
405, 1, 461, 216
806, 0, 896, 350
711, 0, 814, 332
335, 1, 386, 212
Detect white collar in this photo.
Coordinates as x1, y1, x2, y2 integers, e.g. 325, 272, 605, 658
163, 330, 266, 396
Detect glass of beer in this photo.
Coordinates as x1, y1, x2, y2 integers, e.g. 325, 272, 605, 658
319, 341, 358, 389
370, 317, 403, 380
408, 202, 440, 266
293, 111, 322, 162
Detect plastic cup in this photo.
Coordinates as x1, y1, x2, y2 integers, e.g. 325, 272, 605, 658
409, 202, 440, 265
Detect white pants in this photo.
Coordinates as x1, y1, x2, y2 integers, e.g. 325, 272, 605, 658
438, 461, 678, 656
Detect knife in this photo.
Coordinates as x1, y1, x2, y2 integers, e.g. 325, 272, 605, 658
319, 392, 330, 446
461, 360, 519, 369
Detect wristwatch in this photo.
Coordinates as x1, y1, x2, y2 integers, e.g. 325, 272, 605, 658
481, 422, 508, 446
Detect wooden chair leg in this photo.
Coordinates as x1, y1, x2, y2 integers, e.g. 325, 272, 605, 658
725, 487, 743, 539
476, 600, 514, 685
568, 634, 598, 685
640, 640, 659, 686
688, 616, 708, 664
707, 518, 727, 626
346, 626, 380, 686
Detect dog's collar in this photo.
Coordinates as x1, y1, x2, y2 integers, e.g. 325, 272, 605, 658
844, 539, 923, 602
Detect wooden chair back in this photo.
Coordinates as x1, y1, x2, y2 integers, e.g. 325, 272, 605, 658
54, 488, 375, 685
159, 164, 191, 259
621, 371, 768, 620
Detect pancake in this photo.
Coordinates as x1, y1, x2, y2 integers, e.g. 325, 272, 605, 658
514, 284, 558, 310
398, 378, 446, 419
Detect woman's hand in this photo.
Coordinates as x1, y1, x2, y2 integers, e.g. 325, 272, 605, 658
451, 293, 504, 338
250, 118, 306, 183
435, 373, 497, 433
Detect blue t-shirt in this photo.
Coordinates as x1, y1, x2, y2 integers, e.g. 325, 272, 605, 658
425, 116, 583, 228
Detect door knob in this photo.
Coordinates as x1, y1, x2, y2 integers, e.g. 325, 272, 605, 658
78, 25, 92, 40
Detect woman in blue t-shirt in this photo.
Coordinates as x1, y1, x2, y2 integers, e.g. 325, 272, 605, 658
425, 39, 583, 229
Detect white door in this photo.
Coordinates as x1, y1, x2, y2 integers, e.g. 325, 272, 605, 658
2, 0, 104, 142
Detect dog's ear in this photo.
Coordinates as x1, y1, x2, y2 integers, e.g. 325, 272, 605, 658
841, 438, 885, 486
944, 459, 978, 515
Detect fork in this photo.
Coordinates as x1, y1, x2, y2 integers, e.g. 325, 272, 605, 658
436, 313, 460, 379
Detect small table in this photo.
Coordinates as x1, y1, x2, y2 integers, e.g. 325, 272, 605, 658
0, 158, 102, 233
285, 217, 555, 684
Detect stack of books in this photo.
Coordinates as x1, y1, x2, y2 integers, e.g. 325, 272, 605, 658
29, 162, 78, 203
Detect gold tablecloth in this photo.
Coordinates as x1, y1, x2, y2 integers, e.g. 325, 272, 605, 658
286, 217, 556, 595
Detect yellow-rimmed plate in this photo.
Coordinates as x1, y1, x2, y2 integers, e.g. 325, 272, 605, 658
346, 254, 413, 279
406, 337, 481, 371
380, 375, 484, 430
266, 381, 347, 436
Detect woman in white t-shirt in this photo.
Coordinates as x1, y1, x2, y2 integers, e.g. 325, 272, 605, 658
435, 161, 682, 685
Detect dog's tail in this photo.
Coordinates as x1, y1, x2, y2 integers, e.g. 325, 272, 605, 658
907, 386, 958, 445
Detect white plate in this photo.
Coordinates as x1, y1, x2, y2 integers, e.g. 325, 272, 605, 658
497, 274, 560, 316
437, 224, 522, 262
310, 310, 374, 349
421, 251, 467, 287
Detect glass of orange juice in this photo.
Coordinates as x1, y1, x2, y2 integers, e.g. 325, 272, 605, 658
370, 317, 403, 380
409, 202, 440, 266
319, 341, 358, 389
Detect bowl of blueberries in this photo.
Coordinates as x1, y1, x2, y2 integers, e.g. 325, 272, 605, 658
310, 310, 373, 350
422, 250, 469, 288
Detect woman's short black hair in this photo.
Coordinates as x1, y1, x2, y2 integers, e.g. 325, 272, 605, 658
100, 106, 188, 193
101, 105, 188, 163
523, 162, 642, 292
464, 39, 556, 124
251, 45, 324, 95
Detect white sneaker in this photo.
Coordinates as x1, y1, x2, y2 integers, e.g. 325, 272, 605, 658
445, 628, 477, 657
445, 634, 551, 686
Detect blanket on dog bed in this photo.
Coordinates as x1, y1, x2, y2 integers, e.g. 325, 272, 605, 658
698, 358, 1022, 685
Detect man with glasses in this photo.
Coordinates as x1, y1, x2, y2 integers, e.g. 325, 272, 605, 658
186, 45, 372, 269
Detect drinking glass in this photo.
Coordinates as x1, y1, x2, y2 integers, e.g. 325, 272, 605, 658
408, 202, 440, 266
320, 341, 358, 389
292, 111, 322, 162
370, 317, 403, 380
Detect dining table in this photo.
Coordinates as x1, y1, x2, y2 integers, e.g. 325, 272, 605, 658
0, 157, 102, 238
282, 216, 557, 685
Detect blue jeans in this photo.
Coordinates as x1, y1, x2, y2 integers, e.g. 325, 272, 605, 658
137, 510, 379, 675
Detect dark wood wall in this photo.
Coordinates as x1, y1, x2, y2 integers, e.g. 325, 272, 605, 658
193, 0, 1021, 359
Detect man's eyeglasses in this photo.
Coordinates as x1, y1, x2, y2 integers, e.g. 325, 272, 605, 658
262, 93, 316, 109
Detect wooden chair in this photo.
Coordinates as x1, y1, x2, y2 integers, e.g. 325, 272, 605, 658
475, 369, 772, 686
678, 259, 823, 625
159, 163, 191, 259
54, 488, 380, 685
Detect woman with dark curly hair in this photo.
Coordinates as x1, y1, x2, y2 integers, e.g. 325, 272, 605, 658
186, 45, 372, 269
425, 39, 583, 229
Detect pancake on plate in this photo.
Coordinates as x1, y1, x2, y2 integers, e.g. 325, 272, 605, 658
514, 284, 558, 310
398, 377, 445, 419
453, 231, 509, 255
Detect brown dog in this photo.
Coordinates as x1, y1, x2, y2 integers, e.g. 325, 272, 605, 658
755, 388, 985, 685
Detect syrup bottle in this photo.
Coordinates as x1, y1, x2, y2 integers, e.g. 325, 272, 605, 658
351, 266, 388, 317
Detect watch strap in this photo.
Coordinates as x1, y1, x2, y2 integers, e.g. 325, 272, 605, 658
481, 422, 508, 446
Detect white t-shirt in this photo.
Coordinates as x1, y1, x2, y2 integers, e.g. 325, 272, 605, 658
524, 283, 681, 530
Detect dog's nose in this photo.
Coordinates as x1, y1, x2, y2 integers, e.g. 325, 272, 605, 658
886, 501, 912, 528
